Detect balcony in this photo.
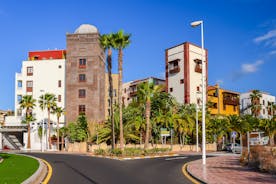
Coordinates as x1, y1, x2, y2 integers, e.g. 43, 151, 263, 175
169, 66, 180, 74
223, 97, 239, 106
129, 91, 137, 97
195, 64, 202, 73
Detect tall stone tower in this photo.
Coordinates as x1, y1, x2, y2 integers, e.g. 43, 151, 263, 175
66, 24, 105, 123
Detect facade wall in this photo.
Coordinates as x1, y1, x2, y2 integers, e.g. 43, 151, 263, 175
13, 58, 66, 150
66, 32, 105, 123
167, 45, 185, 104
105, 73, 119, 119
208, 85, 240, 116
122, 77, 165, 106
166, 42, 207, 105
240, 92, 275, 119
15, 59, 66, 122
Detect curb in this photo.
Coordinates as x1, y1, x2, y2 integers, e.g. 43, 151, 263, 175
20, 154, 47, 184
41, 159, 53, 184
90, 153, 179, 160
182, 162, 206, 184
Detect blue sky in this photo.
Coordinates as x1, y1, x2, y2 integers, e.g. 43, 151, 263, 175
0, 0, 276, 110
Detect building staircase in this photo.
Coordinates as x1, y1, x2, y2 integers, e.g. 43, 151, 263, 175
3, 133, 23, 150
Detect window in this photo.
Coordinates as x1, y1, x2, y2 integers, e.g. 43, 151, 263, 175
17, 80, 22, 88
58, 80, 61, 87
180, 79, 184, 84
26, 81, 33, 92
234, 106, 236, 112
17, 95, 22, 103
223, 104, 226, 110
79, 89, 86, 98
79, 105, 86, 115
124, 88, 126, 93
58, 65, 62, 69
170, 88, 173, 92
197, 98, 200, 105
263, 100, 265, 105
263, 109, 265, 114
58, 95, 61, 102
27, 67, 33, 76
79, 58, 86, 68
79, 74, 86, 82
197, 86, 200, 92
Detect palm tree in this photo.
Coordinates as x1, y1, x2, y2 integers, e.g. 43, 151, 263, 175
52, 106, 65, 151
228, 115, 250, 153
250, 90, 262, 117
19, 95, 36, 149
59, 127, 68, 151
39, 93, 57, 150
100, 33, 116, 150
137, 82, 163, 149
260, 117, 276, 146
113, 30, 131, 150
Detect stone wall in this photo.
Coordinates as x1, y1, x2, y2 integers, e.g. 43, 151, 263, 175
67, 142, 217, 153
241, 145, 276, 174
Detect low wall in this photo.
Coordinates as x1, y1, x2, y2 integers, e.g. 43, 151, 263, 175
241, 145, 276, 174
67, 142, 88, 153
68, 142, 217, 153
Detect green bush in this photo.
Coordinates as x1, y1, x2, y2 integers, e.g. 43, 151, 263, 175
94, 148, 106, 155
109, 148, 123, 156
144, 148, 171, 155
123, 148, 143, 156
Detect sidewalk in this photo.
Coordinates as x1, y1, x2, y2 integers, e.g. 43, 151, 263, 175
187, 155, 276, 184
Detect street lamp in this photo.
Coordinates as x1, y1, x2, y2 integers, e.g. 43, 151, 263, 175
40, 90, 45, 152
191, 20, 206, 165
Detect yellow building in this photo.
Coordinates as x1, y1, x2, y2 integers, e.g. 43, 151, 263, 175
208, 84, 240, 116
105, 73, 119, 119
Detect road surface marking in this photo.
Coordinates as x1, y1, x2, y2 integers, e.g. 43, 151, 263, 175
41, 159, 52, 184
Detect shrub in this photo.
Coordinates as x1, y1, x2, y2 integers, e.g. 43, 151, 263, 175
109, 148, 123, 156
144, 148, 171, 155
94, 148, 106, 155
123, 148, 143, 156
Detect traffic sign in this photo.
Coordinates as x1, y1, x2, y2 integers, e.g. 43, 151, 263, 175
231, 131, 237, 138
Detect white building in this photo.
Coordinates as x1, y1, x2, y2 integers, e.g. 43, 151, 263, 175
240, 91, 275, 119
165, 42, 207, 105
4, 50, 66, 150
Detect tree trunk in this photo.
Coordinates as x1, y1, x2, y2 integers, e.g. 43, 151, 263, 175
118, 48, 124, 150
108, 49, 115, 150
48, 109, 52, 149
27, 123, 31, 149
240, 132, 243, 154
144, 100, 151, 149
61, 136, 64, 151
270, 133, 275, 146
57, 117, 60, 151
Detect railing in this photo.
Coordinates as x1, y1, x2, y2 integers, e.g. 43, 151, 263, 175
223, 97, 239, 105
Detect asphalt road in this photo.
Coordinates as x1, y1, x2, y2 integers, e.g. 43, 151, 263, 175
26, 153, 201, 184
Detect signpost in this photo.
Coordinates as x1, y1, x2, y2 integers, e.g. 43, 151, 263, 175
161, 128, 170, 144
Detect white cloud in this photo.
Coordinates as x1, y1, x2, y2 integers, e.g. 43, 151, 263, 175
254, 29, 276, 43
269, 50, 276, 55
215, 79, 223, 85
241, 60, 264, 73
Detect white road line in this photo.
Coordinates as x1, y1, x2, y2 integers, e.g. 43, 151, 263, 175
165, 156, 187, 161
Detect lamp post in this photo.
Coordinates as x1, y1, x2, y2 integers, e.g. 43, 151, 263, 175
191, 20, 206, 165
40, 90, 45, 152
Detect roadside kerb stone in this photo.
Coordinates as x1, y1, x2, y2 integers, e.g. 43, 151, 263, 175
90, 153, 179, 161
21, 154, 47, 184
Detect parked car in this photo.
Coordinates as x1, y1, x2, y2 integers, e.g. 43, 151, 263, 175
224, 143, 241, 153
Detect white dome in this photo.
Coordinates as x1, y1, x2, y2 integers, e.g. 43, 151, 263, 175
74, 24, 98, 34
